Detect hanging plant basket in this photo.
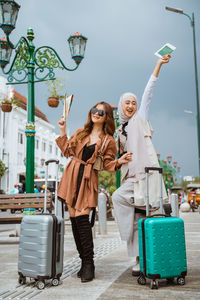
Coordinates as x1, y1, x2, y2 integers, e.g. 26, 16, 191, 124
48, 97, 59, 108
1, 102, 12, 112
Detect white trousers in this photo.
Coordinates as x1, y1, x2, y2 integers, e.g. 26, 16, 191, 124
112, 178, 144, 257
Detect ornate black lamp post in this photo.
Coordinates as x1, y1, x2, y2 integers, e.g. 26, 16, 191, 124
111, 104, 121, 188
0, 0, 87, 192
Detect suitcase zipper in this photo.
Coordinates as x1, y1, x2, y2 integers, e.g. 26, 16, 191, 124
141, 219, 147, 277
51, 215, 57, 278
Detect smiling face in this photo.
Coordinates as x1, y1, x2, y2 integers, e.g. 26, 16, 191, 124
91, 104, 106, 124
122, 96, 137, 119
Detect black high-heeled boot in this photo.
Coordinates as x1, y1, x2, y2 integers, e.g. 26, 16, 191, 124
76, 214, 95, 283
70, 217, 83, 278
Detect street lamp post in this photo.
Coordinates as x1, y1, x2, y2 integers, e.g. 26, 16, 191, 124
165, 6, 200, 178
111, 104, 121, 189
0, 0, 87, 193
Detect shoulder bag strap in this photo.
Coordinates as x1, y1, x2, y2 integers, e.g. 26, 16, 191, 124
117, 136, 121, 157
99, 135, 108, 155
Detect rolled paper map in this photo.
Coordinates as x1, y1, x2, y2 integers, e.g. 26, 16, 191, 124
63, 94, 74, 120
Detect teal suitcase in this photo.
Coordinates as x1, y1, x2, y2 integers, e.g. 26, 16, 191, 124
137, 167, 187, 289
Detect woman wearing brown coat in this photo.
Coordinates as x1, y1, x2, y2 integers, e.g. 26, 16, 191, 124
56, 101, 132, 283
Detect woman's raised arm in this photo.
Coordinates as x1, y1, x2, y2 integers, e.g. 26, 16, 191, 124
58, 116, 66, 137
138, 54, 171, 122
56, 116, 71, 157
153, 54, 171, 78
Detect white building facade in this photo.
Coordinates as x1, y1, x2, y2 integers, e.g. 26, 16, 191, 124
0, 77, 68, 193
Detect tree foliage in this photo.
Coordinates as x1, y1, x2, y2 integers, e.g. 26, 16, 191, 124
0, 160, 6, 177
98, 170, 116, 191
109, 185, 116, 196
193, 176, 200, 183
159, 160, 175, 191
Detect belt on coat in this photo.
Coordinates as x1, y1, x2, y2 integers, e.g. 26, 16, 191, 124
72, 156, 93, 180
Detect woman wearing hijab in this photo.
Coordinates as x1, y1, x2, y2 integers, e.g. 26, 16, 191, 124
56, 102, 132, 283
112, 55, 171, 276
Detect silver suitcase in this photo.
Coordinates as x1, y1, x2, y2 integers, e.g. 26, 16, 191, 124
18, 159, 64, 290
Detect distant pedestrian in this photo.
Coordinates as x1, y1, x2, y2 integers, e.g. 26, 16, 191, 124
41, 185, 45, 193
34, 185, 40, 193
112, 55, 171, 276
18, 183, 23, 194
10, 184, 19, 194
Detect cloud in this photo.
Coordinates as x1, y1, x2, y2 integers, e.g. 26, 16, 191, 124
1, 0, 200, 177
151, 109, 198, 177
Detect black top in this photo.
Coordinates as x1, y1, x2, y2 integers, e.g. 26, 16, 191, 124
73, 143, 96, 207
118, 122, 128, 158
122, 122, 128, 137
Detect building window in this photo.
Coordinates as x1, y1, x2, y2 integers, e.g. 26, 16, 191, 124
18, 132, 23, 144
42, 141, 46, 152
35, 157, 39, 167
36, 139, 39, 149
17, 152, 23, 165
41, 158, 45, 166
49, 144, 53, 154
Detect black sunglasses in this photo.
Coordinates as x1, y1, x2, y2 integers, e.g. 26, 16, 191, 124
91, 107, 106, 117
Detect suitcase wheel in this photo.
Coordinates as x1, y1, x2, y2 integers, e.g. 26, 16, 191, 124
150, 280, 158, 289
18, 275, 26, 285
52, 278, 59, 286
137, 275, 146, 285
177, 277, 185, 286
36, 280, 45, 290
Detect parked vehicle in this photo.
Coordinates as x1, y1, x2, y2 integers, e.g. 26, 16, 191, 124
186, 183, 200, 211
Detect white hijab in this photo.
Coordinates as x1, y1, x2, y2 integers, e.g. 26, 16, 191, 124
118, 93, 151, 181
118, 92, 138, 124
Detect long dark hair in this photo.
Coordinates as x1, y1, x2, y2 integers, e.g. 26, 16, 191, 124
71, 102, 115, 148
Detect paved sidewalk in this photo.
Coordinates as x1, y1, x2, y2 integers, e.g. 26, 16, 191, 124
0, 211, 199, 299
99, 211, 200, 300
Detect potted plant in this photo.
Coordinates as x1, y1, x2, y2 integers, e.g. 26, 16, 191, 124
46, 78, 65, 108
0, 91, 19, 112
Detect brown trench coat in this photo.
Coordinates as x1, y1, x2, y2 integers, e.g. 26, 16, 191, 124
56, 129, 119, 211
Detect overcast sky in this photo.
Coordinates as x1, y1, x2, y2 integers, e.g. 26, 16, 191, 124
1, 0, 200, 178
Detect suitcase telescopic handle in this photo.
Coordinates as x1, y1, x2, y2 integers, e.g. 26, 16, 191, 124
45, 159, 59, 165
145, 167, 163, 216
145, 167, 162, 174
44, 159, 60, 216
